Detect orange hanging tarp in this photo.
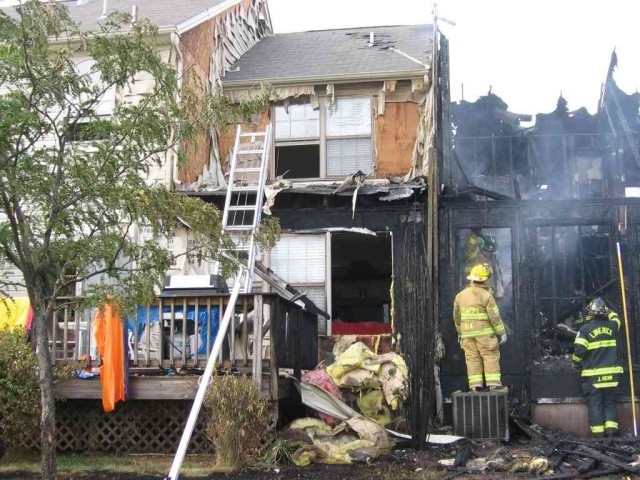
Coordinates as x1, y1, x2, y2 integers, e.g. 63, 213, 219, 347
94, 303, 127, 412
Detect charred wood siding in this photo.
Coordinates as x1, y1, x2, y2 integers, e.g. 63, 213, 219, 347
439, 199, 640, 400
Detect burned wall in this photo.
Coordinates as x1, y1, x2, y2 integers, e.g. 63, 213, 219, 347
449, 65, 640, 202
439, 198, 640, 400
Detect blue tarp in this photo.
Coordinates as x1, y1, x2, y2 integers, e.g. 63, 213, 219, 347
126, 305, 219, 356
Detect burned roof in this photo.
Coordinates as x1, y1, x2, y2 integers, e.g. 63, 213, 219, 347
3, 0, 229, 32
222, 24, 432, 86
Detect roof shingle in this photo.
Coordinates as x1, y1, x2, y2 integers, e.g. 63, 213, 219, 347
223, 24, 432, 85
5, 0, 229, 31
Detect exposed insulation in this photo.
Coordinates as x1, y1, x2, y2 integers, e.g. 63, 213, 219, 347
178, 0, 271, 184
375, 102, 420, 178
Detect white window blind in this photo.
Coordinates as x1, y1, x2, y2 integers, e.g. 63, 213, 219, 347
326, 138, 373, 176
270, 235, 328, 335
275, 103, 320, 140
270, 235, 325, 284
326, 97, 371, 137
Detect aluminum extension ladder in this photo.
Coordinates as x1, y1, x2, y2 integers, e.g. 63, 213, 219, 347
167, 125, 272, 480
216, 124, 272, 292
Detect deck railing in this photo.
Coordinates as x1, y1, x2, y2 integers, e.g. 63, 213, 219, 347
51, 293, 318, 380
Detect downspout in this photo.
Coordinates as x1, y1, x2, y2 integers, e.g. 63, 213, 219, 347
168, 31, 184, 189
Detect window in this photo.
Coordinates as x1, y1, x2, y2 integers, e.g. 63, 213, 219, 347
326, 98, 373, 177
270, 235, 327, 334
275, 103, 320, 179
273, 97, 373, 180
533, 225, 613, 354
457, 228, 514, 332
66, 58, 116, 142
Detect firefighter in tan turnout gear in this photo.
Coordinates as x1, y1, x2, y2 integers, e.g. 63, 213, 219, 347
454, 263, 507, 391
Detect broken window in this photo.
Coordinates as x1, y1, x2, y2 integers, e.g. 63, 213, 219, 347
532, 225, 614, 356
326, 97, 373, 177
270, 234, 327, 334
331, 232, 392, 334
457, 228, 514, 332
275, 102, 320, 179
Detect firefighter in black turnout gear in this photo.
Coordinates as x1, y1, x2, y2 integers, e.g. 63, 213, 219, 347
572, 298, 623, 437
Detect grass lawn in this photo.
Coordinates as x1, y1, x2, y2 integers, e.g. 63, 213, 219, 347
0, 452, 216, 478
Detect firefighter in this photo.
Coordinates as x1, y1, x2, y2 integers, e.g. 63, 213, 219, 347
572, 297, 623, 437
453, 263, 508, 391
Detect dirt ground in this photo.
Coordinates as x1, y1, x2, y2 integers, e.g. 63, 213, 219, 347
0, 438, 633, 479
0, 445, 483, 480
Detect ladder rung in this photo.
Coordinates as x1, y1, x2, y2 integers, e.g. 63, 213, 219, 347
231, 185, 259, 192
228, 205, 256, 211
240, 132, 266, 138
236, 150, 264, 155
235, 168, 262, 173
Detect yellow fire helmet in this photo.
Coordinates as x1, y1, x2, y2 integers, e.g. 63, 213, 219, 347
467, 263, 492, 282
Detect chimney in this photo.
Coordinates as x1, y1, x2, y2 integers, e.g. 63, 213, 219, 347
369, 31, 374, 47
99, 0, 108, 18
131, 4, 138, 23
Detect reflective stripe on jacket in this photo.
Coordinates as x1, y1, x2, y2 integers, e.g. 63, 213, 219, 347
572, 311, 622, 388
453, 283, 506, 338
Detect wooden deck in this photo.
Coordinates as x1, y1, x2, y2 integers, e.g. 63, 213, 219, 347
56, 375, 295, 400
52, 292, 317, 401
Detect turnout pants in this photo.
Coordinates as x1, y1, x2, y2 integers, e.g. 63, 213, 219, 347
461, 335, 501, 388
582, 382, 618, 435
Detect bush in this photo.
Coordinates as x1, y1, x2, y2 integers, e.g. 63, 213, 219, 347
0, 327, 40, 456
203, 374, 270, 471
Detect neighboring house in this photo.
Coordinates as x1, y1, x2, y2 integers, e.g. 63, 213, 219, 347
2, 0, 272, 284
179, 24, 438, 337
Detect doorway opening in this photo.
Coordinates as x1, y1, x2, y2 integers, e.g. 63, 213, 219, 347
331, 232, 392, 335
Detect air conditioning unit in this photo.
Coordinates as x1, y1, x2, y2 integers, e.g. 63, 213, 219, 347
452, 391, 509, 441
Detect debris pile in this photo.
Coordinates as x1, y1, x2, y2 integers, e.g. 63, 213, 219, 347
286, 339, 409, 465
438, 415, 640, 479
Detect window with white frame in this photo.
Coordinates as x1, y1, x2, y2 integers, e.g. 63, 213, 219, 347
270, 234, 328, 334
66, 58, 116, 142
274, 103, 320, 178
326, 97, 373, 176
273, 96, 373, 180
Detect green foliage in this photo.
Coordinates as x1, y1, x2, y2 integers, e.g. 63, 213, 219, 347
203, 375, 270, 472
0, 328, 39, 452
0, 327, 81, 458
254, 437, 296, 469
0, 0, 273, 313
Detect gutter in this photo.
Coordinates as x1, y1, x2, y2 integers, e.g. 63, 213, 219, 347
48, 25, 175, 45
222, 69, 430, 89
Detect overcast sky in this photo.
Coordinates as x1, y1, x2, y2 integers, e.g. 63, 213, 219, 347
2, 0, 639, 115
269, 0, 640, 115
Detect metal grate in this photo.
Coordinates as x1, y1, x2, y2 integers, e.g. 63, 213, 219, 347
452, 391, 509, 441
